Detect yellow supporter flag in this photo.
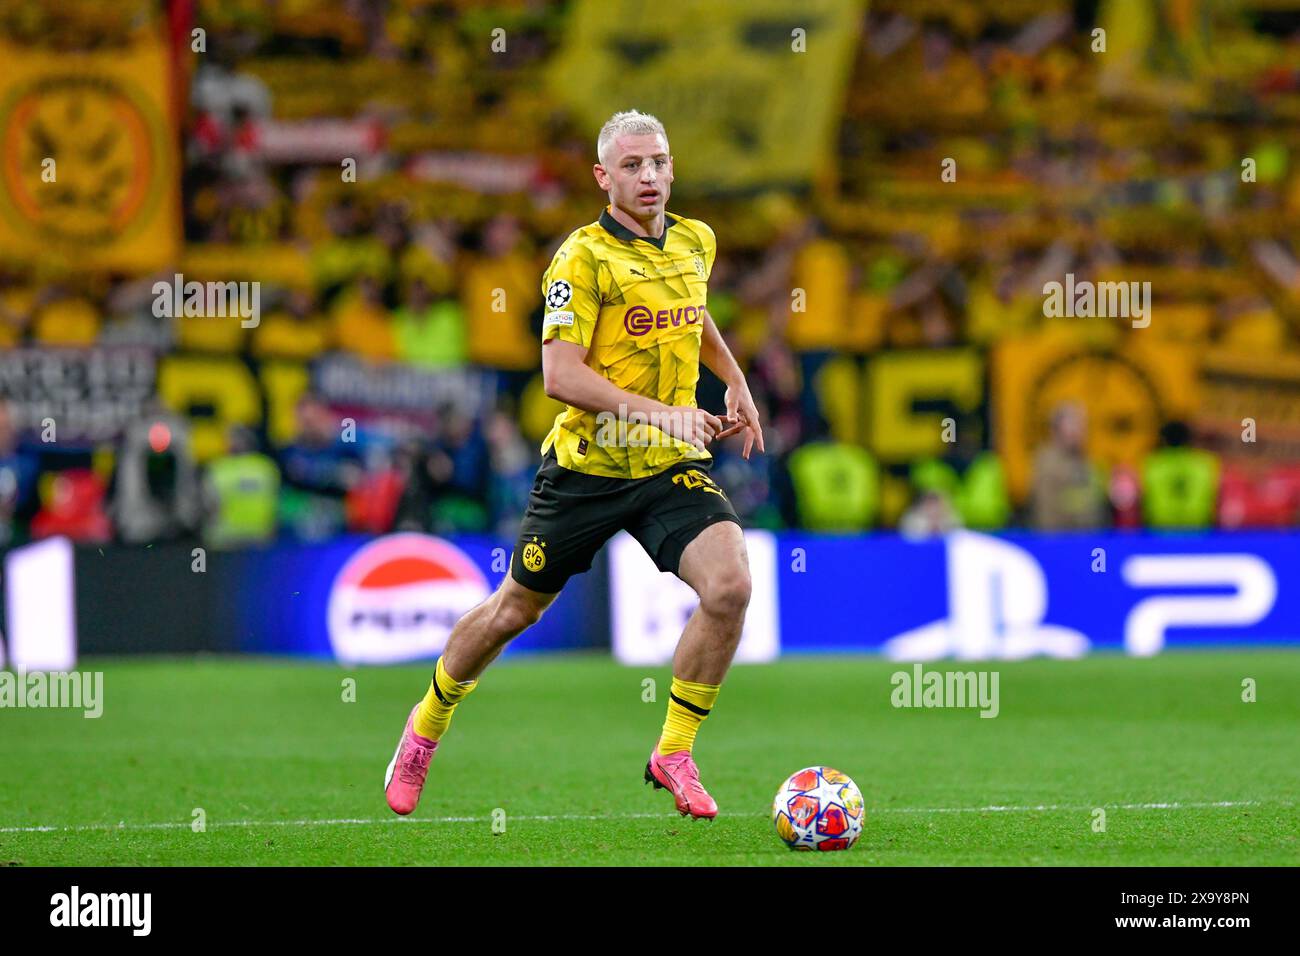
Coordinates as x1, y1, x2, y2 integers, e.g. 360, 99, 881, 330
0, 35, 180, 272
549, 0, 864, 193
993, 332, 1200, 503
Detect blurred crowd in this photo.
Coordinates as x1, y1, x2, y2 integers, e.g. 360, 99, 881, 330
3, 0, 1300, 548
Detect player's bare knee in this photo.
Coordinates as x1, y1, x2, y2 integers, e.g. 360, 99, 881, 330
492, 588, 548, 635
701, 566, 751, 619
491, 600, 535, 636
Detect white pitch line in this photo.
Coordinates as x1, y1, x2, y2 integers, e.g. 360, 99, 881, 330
0, 813, 668, 835
877, 800, 1271, 814
0, 801, 1278, 835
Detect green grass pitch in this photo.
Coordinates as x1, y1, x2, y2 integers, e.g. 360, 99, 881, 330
1, 652, 1296, 866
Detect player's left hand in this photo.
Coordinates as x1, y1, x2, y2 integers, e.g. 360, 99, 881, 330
722, 382, 765, 460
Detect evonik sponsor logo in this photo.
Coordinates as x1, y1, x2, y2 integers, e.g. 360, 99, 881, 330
623, 304, 702, 336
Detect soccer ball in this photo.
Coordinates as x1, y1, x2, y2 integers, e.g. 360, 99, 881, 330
771, 766, 865, 851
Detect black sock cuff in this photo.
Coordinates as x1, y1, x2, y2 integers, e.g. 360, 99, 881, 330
670, 692, 711, 717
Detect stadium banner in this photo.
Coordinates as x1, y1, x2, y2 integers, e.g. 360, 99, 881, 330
778, 530, 1299, 656
181, 243, 313, 287
0, 347, 157, 445
310, 354, 495, 429
407, 152, 542, 194
865, 348, 985, 461
609, 530, 779, 665
3, 537, 77, 672
18, 530, 1298, 662
247, 118, 384, 163
64, 534, 603, 660
153, 351, 498, 462
548, 0, 864, 192
1195, 349, 1300, 466
0, 36, 180, 271
993, 334, 1200, 502
0, 342, 497, 464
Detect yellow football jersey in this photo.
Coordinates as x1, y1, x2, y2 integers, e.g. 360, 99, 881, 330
539, 207, 717, 478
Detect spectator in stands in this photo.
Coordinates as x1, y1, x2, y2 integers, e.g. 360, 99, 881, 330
31, 469, 113, 545
312, 197, 389, 303
430, 406, 491, 532
0, 283, 32, 347
344, 442, 405, 535
33, 286, 99, 346
253, 288, 332, 360
911, 415, 1011, 530
393, 439, 437, 533
0, 401, 38, 546
332, 274, 396, 362
711, 441, 779, 529
747, 339, 805, 456
111, 412, 202, 544
484, 408, 534, 535
460, 214, 540, 393
394, 275, 467, 368
1140, 421, 1221, 530
781, 217, 849, 428
202, 425, 281, 548
787, 217, 849, 353
394, 405, 491, 533
1029, 402, 1109, 531
278, 394, 363, 541
708, 387, 779, 527
780, 424, 880, 532
1218, 295, 1289, 354
899, 488, 963, 540
400, 220, 458, 301
176, 270, 251, 354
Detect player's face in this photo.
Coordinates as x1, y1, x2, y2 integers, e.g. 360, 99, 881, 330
595, 133, 673, 221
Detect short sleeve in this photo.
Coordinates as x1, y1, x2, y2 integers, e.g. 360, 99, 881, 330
698, 221, 717, 279
540, 237, 600, 348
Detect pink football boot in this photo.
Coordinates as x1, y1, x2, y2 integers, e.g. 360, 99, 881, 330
644, 741, 718, 820
384, 705, 438, 815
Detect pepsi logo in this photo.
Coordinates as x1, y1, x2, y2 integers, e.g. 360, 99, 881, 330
327, 533, 489, 664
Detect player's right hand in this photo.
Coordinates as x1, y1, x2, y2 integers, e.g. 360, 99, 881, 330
663, 406, 724, 451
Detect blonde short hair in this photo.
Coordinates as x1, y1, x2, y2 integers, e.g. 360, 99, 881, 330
597, 110, 668, 166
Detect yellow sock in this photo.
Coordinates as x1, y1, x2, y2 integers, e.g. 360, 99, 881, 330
658, 677, 721, 755
413, 657, 478, 741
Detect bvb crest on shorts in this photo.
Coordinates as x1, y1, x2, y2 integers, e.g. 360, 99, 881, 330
522, 536, 547, 572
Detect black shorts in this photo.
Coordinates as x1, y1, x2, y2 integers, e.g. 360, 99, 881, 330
510, 449, 741, 593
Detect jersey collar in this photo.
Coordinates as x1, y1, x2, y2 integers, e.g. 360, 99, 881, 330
599, 207, 677, 251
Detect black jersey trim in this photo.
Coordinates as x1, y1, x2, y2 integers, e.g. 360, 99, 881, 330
598, 207, 677, 250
